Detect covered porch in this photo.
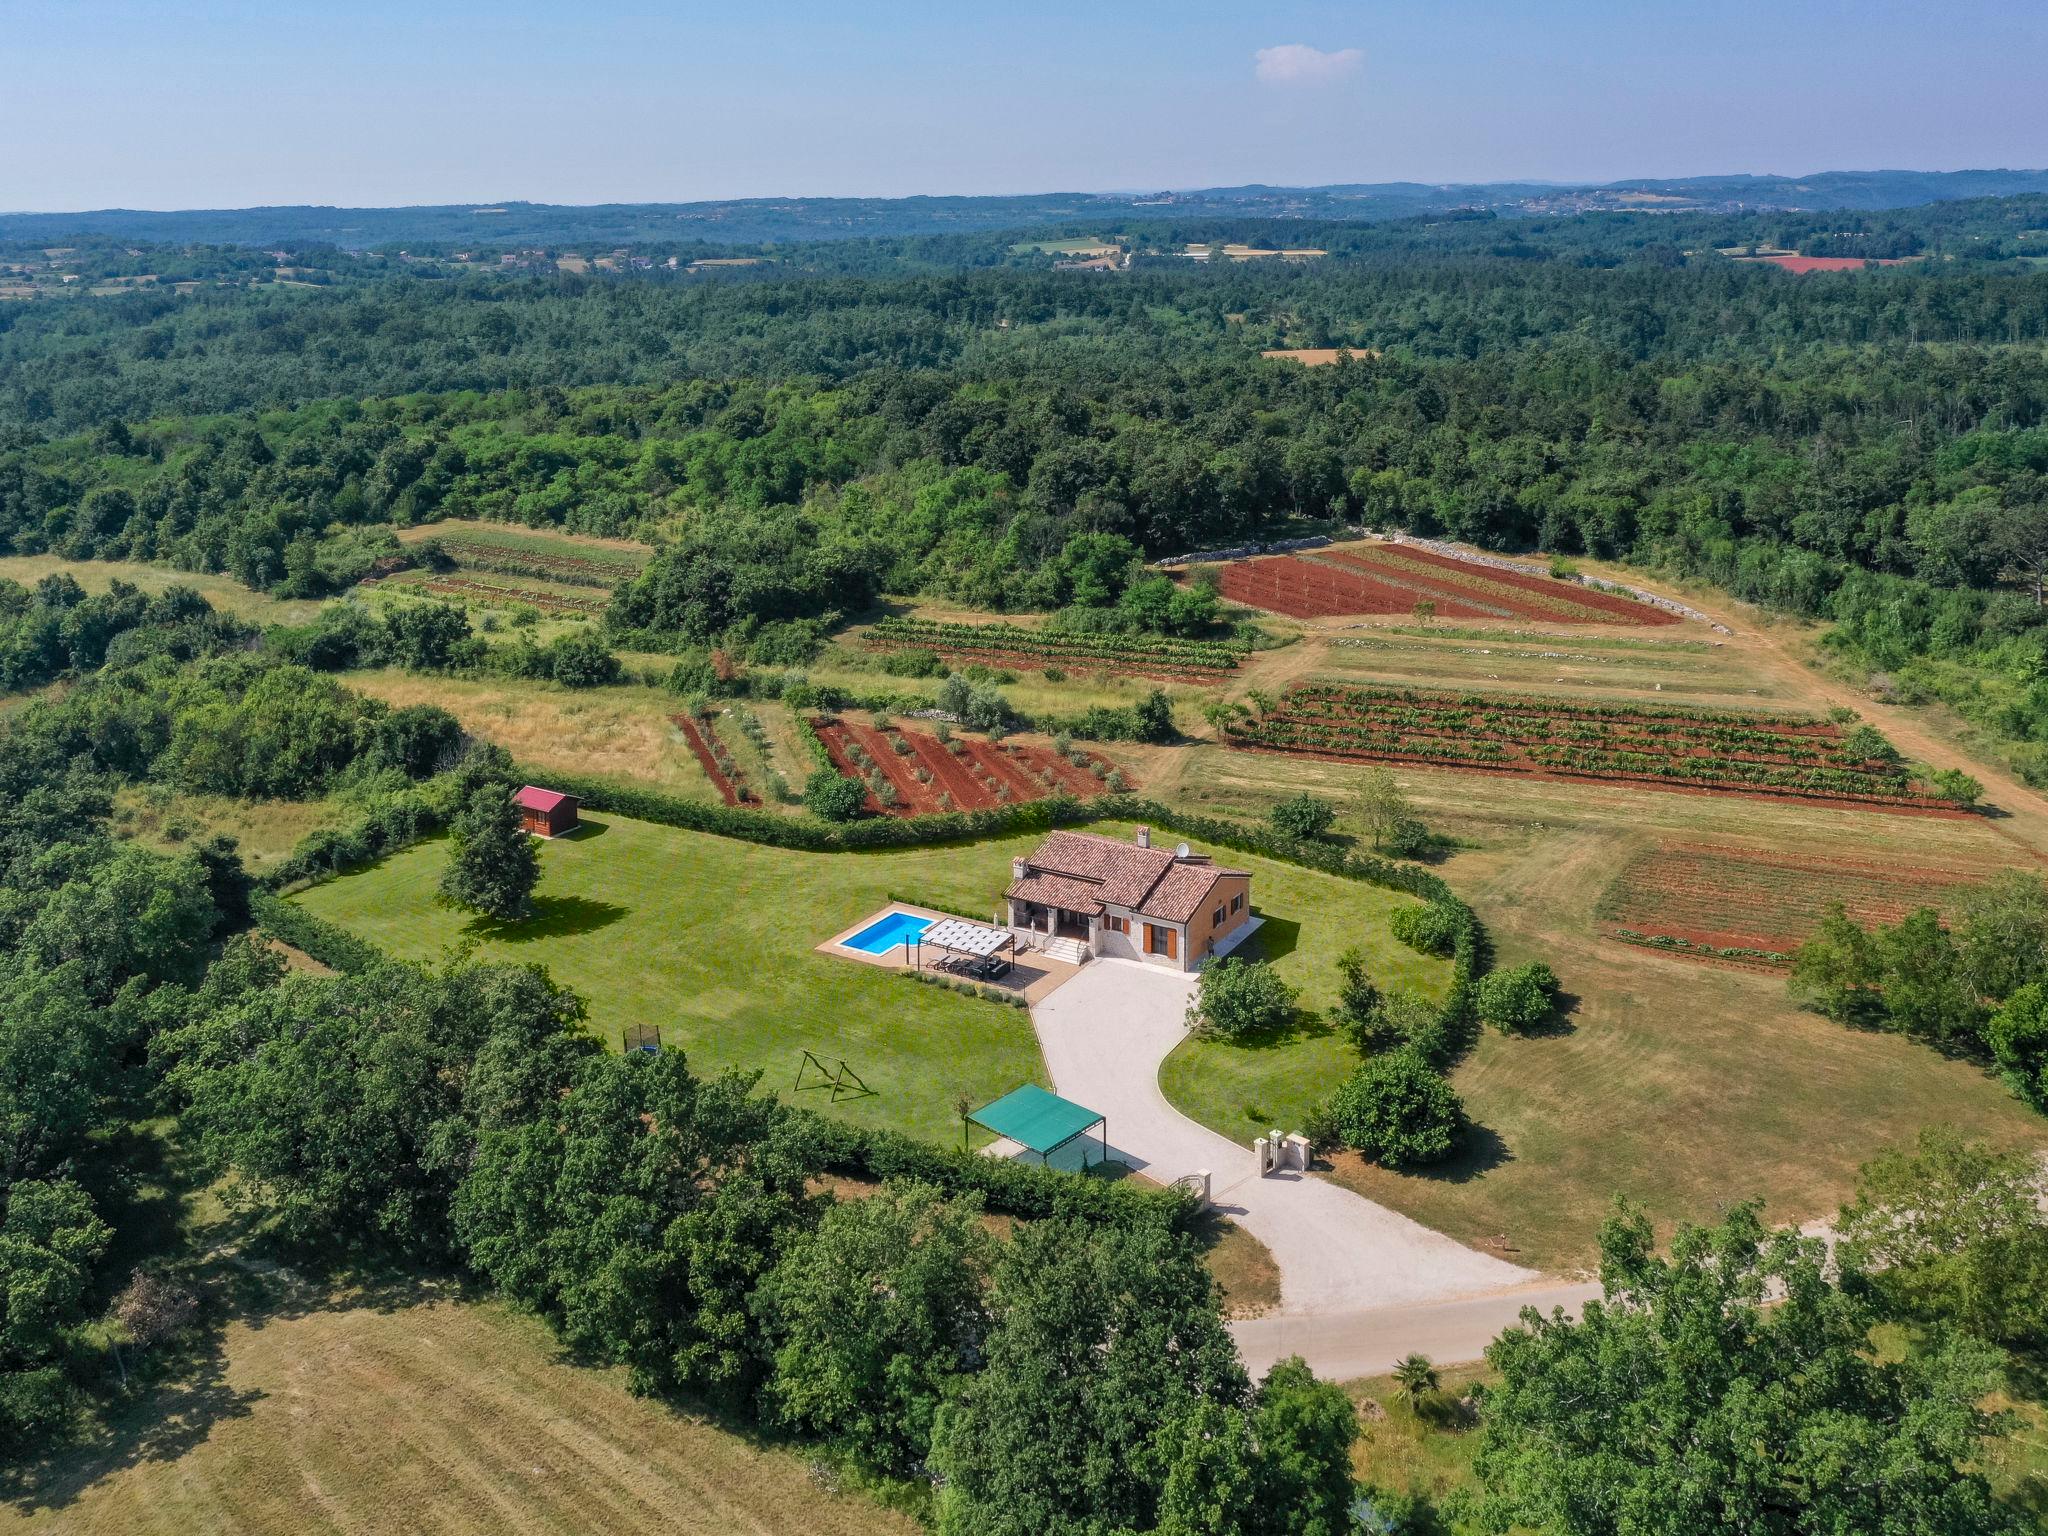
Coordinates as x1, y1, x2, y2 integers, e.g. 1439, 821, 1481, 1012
1004, 869, 1104, 957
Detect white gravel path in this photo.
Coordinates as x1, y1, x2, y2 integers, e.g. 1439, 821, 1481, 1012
1029, 959, 1538, 1316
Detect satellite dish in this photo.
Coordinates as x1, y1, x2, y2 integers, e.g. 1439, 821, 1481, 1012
1175, 842, 1191, 859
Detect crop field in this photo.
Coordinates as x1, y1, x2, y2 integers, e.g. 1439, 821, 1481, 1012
1595, 842, 1990, 965
1334, 545, 1680, 625
862, 615, 1242, 682
1259, 347, 1381, 365
398, 572, 609, 614
1223, 683, 1965, 813
395, 519, 650, 588
1216, 545, 1675, 626
812, 715, 1124, 815
674, 711, 760, 806
1312, 630, 1788, 706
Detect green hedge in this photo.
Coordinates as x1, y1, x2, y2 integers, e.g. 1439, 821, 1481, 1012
518, 770, 1108, 852
797, 1110, 1201, 1231
261, 781, 458, 891
250, 890, 385, 974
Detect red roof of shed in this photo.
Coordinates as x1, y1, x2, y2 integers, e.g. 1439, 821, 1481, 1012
515, 785, 574, 813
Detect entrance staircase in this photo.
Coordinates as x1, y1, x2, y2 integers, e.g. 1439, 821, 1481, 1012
1038, 935, 1090, 966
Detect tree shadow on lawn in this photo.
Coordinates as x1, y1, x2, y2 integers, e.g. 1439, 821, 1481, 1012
1216, 1002, 1334, 1057
1409, 1122, 1514, 1186
1242, 916, 1301, 965
463, 894, 629, 943
1517, 991, 1581, 1039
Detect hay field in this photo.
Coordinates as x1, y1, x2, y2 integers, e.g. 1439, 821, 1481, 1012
3, 1283, 913, 1536
347, 671, 720, 800
0, 555, 325, 627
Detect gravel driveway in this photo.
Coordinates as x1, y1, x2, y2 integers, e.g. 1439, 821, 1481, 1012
1029, 958, 1537, 1316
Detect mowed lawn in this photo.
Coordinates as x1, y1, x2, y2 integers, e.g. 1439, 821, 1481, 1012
3, 1284, 915, 1536
292, 815, 1443, 1147
292, 815, 1050, 1141
1159, 861, 1451, 1140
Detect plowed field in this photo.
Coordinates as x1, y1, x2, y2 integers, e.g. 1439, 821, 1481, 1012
1217, 544, 1676, 626
1595, 843, 1988, 966
812, 717, 1125, 817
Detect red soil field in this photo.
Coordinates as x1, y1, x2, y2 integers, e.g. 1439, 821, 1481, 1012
812, 718, 1126, 818
1335, 546, 1679, 626
1596, 843, 1986, 965
673, 713, 755, 807
1218, 555, 1499, 621
1218, 545, 1675, 626
1746, 255, 1911, 274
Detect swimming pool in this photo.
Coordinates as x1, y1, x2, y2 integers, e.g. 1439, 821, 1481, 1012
841, 909, 934, 954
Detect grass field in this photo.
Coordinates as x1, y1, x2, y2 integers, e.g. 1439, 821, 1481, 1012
1144, 723, 2048, 1271
291, 815, 1045, 1140
290, 816, 1442, 1146
0, 554, 324, 627
1160, 862, 1451, 1139
3, 1277, 914, 1536
348, 670, 723, 801
111, 788, 342, 875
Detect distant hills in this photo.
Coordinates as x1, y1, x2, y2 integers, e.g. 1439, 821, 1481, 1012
8, 169, 2048, 248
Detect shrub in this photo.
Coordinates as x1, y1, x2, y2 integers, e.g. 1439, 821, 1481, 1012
1383, 817, 1431, 858
1324, 1050, 1464, 1168
1840, 723, 1900, 764
803, 769, 867, 823
1268, 792, 1336, 841
1474, 961, 1559, 1033
1186, 958, 1298, 1039
1132, 689, 1175, 743
1932, 767, 1984, 805
1389, 901, 1463, 957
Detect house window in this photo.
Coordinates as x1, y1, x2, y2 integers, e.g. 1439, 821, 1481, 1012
1230, 893, 1245, 914
1145, 923, 1177, 958
1103, 914, 1127, 934
1212, 905, 1226, 927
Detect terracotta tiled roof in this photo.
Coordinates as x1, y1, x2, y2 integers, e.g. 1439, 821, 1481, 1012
1024, 831, 1177, 907
1012, 830, 1248, 923
1141, 862, 1241, 923
1004, 872, 1106, 916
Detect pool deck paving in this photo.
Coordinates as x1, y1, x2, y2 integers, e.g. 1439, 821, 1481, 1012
819, 902, 1081, 1005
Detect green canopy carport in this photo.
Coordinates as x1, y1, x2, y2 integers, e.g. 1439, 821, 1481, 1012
966, 1083, 1107, 1167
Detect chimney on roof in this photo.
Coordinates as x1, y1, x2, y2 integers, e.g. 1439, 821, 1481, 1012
1012, 857, 1027, 880
1136, 826, 1151, 849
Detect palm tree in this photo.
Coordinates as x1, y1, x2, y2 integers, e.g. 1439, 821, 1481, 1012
1392, 1353, 1439, 1404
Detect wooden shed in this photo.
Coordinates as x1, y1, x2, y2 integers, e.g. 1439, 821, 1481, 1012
514, 785, 580, 838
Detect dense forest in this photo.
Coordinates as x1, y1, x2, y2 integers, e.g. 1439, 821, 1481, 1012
7, 199, 2048, 771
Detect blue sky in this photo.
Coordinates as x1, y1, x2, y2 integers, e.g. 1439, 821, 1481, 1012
4, 0, 2046, 209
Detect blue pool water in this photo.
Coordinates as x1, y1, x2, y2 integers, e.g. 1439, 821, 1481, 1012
843, 910, 934, 954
